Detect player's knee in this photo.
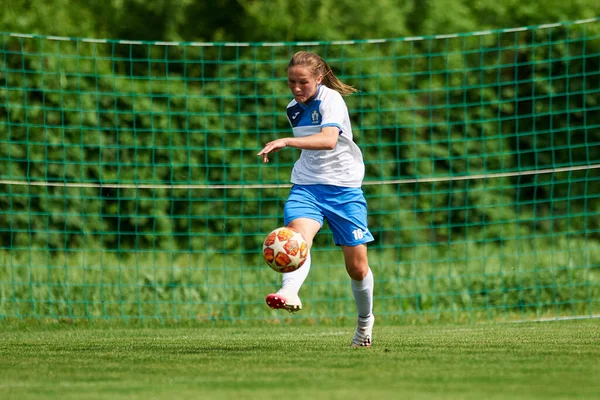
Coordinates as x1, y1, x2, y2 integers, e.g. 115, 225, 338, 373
346, 262, 369, 281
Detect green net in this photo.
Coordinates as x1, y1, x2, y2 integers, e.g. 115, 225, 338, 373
1, 18, 599, 325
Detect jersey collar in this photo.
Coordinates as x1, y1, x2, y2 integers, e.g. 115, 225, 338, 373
297, 85, 322, 108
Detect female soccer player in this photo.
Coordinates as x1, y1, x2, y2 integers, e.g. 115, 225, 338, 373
257, 51, 375, 347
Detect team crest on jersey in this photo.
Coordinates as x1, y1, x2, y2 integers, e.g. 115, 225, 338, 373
311, 110, 321, 124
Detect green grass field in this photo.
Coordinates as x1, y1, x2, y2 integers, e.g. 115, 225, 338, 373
1, 320, 598, 399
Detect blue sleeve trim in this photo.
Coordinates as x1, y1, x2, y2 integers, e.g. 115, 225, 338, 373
322, 123, 342, 134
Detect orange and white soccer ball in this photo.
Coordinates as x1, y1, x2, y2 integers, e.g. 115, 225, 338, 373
262, 227, 308, 273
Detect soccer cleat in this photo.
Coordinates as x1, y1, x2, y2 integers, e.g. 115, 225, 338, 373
351, 314, 374, 347
265, 288, 302, 313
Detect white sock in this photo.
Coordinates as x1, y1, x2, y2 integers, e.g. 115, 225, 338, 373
351, 267, 374, 321
280, 253, 311, 295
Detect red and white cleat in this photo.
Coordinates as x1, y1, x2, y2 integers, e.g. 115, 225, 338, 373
351, 315, 374, 347
265, 289, 302, 313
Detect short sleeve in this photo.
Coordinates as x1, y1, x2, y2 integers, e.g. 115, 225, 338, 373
320, 90, 346, 131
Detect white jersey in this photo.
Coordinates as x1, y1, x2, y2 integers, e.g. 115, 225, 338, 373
286, 85, 365, 188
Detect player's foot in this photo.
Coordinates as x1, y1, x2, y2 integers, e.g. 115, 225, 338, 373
351, 314, 374, 347
265, 288, 302, 313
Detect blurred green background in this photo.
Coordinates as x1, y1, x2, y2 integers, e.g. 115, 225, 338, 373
1, 0, 597, 43
0, 1, 599, 324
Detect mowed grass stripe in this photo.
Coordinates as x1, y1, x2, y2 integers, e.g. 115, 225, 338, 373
0, 320, 598, 400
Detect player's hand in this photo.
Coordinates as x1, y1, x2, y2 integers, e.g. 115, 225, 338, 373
257, 138, 288, 163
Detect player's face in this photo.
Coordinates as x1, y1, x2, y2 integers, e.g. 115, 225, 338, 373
287, 65, 323, 105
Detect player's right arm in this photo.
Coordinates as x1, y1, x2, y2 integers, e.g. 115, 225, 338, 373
257, 126, 339, 163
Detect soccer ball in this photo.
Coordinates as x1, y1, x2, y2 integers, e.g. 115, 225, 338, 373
262, 227, 308, 273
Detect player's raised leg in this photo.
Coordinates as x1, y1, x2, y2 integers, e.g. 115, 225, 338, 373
265, 257, 308, 312
266, 218, 320, 313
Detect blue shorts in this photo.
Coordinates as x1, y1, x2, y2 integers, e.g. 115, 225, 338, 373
284, 184, 374, 246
